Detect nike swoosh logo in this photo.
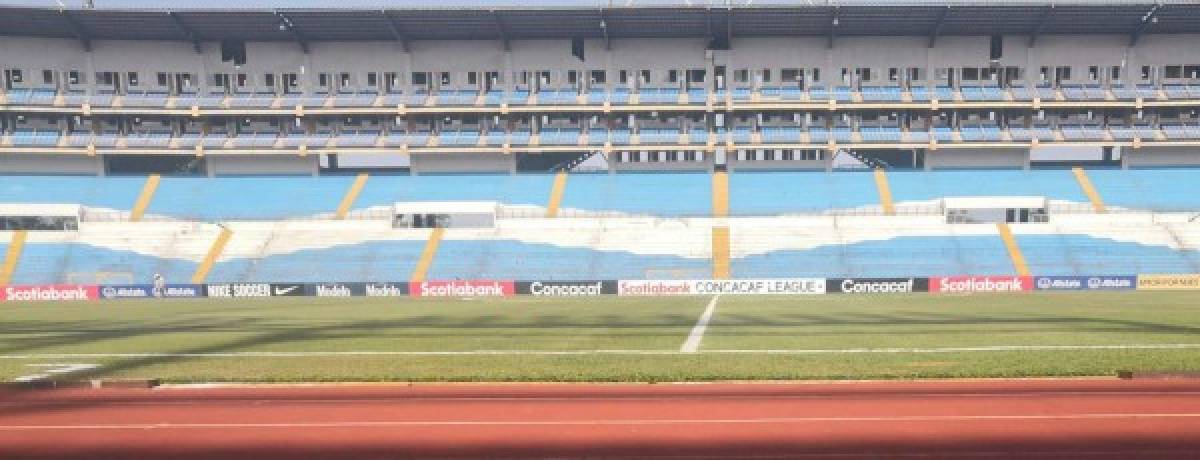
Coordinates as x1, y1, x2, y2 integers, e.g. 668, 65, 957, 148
274, 286, 299, 295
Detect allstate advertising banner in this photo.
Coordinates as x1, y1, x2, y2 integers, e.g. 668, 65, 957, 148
1033, 276, 1137, 291
929, 276, 1033, 294
517, 281, 616, 296
99, 284, 206, 299
618, 279, 826, 296
0, 284, 99, 301
411, 280, 515, 298
827, 278, 928, 294
1137, 274, 1200, 290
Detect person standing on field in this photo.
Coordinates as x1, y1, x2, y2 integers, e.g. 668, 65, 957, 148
153, 273, 166, 298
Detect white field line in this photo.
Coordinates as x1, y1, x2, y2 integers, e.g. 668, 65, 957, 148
681, 295, 720, 353
3, 413, 1200, 430
0, 343, 1199, 359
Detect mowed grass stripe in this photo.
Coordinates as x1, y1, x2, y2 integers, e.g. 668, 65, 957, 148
0, 292, 1196, 382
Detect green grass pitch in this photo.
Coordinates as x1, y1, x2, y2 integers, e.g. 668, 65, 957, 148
0, 292, 1198, 383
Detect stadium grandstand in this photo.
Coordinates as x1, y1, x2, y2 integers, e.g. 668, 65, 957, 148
1, 0, 1200, 285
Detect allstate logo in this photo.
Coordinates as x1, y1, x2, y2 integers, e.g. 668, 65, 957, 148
1036, 277, 1052, 289
1087, 277, 1102, 289
101, 287, 117, 297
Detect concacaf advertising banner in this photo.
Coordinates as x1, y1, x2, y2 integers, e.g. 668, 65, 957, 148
410, 280, 515, 298
929, 276, 1033, 294
1033, 276, 1137, 291
99, 284, 206, 299
517, 281, 616, 296
1136, 274, 1200, 290
0, 284, 99, 301
827, 278, 928, 294
617, 279, 826, 296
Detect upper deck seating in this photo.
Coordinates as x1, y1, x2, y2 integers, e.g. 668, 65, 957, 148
909, 86, 931, 101
539, 128, 582, 145
638, 87, 680, 104
175, 132, 203, 148
336, 130, 380, 147
406, 90, 430, 106
227, 91, 277, 108
1008, 125, 1058, 142
587, 89, 609, 104
687, 88, 708, 104
66, 132, 93, 147
831, 126, 853, 142
332, 91, 379, 107
732, 87, 753, 101
484, 90, 506, 106
808, 86, 830, 101
380, 91, 405, 106
609, 87, 631, 104
193, 90, 227, 109
638, 128, 681, 144
1060, 124, 1106, 141
730, 126, 752, 144
438, 130, 481, 146
761, 126, 802, 143
860, 86, 903, 102
1009, 85, 1033, 101
437, 90, 478, 106
859, 126, 902, 142
1161, 124, 1200, 140
508, 130, 532, 145
506, 90, 530, 105
538, 89, 578, 105
609, 128, 632, 145
122, 90, 171, 108
1035, 85, 1058, 101
687, 128, 708, 143
1163, 85, 1191, 99
586, 129, 607, 145
1111, 84, 1158, 100
10, 129, 60, 146
959, 85, 1006, 101
124, 131, 173, 148
62, 90, 89, 106
201, 133, 230, 148
807, 127, 829, 143
934, 86, 956, 101
832, 86, 855, 102
905, 129, 930, 143
959, 124, 1002, 141
932, 126, 955, 142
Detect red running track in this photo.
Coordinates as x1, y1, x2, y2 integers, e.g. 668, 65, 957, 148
1, 378, 1200, 459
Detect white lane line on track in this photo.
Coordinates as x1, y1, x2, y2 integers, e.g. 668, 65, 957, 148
1, 343, 1199, 359
681, 295, 720, 353
3, 413, 1200, 430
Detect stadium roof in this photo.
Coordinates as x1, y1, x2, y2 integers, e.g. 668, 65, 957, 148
0, 1, 1195, 47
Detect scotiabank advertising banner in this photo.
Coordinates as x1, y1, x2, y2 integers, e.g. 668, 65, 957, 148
517, 281, 616, 296
618, 279, 826, 296
411, 280, 515, 298
827, 278, 928, 294
1136, 274, 1200, 290
930, 276, 1033, 294
1, 284, 99, 302
1034, 276, 1137, 291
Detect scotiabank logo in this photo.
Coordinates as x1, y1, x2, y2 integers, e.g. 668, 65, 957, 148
932, 276, 1032, 294
1, 285, 99, 301
618, 280, 694, 296
413, 280, 514, 298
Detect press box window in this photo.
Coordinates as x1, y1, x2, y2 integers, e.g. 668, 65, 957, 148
42, 70, 53, 84
127, 72, 139, 87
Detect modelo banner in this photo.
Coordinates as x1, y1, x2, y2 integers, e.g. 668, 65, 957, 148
1033, 276, 1137, 291
0, 284, 99, 301
517, 281, 616, 296
827, 278, 928, 294
99, 284, 206, 299
411, 280, 515, 298
618, 279, 825, 296
1136, 274, 1200, 290
930, 276, 1033, 294
310, 283, 365, 297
